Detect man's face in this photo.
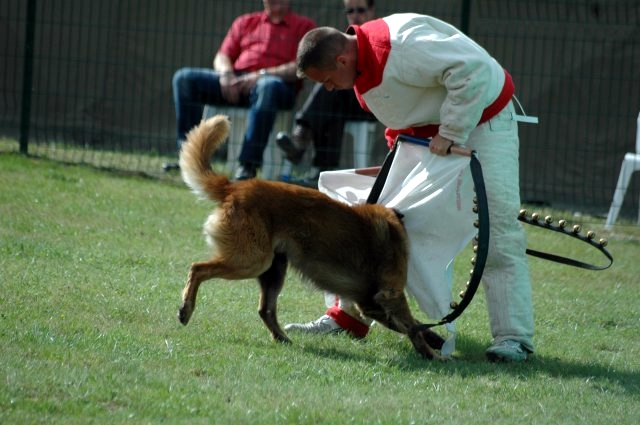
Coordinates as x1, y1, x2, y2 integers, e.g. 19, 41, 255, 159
264, 0, 290, 17
304, 58, 356, 91
343, 0, 375, 25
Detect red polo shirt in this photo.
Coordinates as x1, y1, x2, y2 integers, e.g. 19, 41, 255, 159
219, 11, 315, 73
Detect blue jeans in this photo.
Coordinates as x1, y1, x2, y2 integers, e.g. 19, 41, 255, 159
172, 67, 297, 166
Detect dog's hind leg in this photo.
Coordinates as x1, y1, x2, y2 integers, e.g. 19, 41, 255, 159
178, 259, 232, 325
257, 253, 290, 343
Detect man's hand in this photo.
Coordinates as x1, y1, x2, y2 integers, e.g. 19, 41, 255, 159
219, 72, 241, 105
236, 72, 260, 96
220, 71, 262, 104
429, 134, 456, 156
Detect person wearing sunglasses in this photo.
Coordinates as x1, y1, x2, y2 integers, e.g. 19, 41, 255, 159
275, 0, 377, 183
343, 1, 375, 21
282, 0, 380, 339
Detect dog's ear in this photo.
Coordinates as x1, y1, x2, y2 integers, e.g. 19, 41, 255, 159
392, 209, 404, 221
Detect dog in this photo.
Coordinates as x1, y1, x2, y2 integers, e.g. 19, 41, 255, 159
177, 114, 444, 360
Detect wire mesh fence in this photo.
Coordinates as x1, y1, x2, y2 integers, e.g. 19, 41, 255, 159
1, 0, 639, 222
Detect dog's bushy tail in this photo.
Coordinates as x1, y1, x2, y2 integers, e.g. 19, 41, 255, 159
179, 114, 231, 203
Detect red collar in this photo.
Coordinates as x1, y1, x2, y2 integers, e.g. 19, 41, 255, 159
348, 19, 391, 96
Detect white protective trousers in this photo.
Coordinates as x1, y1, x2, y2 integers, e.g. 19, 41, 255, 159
318, 101, 534, 354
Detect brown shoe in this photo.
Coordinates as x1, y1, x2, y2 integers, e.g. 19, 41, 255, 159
233, 164, 257, 181
276, 131, 305, 164
292, 123, 314, 148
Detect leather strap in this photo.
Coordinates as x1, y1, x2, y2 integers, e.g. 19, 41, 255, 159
367, 135, 613, 332
366, 136, 489, 329
366, 139, 399, 204
518, 215, 613, 271
437, 151, 488, 325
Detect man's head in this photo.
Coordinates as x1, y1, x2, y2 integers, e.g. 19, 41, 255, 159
343, 0, 375, 25
263, 0, 290, 23
296, 27, 358, 91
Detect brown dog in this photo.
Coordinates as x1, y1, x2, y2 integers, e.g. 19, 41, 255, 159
177, 115, 444, 359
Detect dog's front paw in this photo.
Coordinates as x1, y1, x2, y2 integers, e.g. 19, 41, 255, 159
408, 331, 444, 361
421, 329, 445, 351
178, 302, 193, 325
430, 350, 449, 362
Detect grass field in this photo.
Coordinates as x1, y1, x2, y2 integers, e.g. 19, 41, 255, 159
1, 152, 638, 425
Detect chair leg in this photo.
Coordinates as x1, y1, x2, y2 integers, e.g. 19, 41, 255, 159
350, 122, 376, 169
605, 160, 633, 229
637, 195, 640, 226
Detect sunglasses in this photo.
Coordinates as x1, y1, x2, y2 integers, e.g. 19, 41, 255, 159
345, 7, 368, 15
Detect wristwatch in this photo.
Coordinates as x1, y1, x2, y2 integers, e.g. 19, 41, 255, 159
258, 69, 268, 76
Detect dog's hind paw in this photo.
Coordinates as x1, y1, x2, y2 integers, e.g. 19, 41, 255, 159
178, 303, 193, 325
273, 334, 292, 344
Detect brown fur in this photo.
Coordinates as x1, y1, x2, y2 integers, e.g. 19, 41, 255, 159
177, 115, 444, 359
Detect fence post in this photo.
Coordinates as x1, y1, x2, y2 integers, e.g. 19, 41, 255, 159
19, 0, 37, 154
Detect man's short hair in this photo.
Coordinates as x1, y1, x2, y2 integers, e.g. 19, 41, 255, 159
296, 27, 347, 78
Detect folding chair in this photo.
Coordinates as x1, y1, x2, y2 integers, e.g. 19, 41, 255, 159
604, 112, 640, 229
202, 105, 293, 180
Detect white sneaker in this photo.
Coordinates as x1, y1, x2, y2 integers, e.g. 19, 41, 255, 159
486, 340, 531, 362
284, 315, 344, 335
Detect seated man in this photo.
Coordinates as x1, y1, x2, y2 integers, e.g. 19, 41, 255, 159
276, 0, 377, 181
170, 0, 315, 180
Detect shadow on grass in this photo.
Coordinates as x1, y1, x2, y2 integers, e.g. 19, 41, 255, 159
298, 334, 639, 396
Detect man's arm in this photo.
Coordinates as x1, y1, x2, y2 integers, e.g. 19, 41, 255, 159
258, 61, 298, 82
213, 52, 234, 74
213, 52, 240, 104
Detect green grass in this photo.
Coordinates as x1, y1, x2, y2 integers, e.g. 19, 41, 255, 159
1, 152, 638, 425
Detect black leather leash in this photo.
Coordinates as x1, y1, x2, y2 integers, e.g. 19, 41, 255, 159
366, 135, 612, 330
365, 136, 399, 204
366, 135, 489, 328
518, 212, 613, 271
